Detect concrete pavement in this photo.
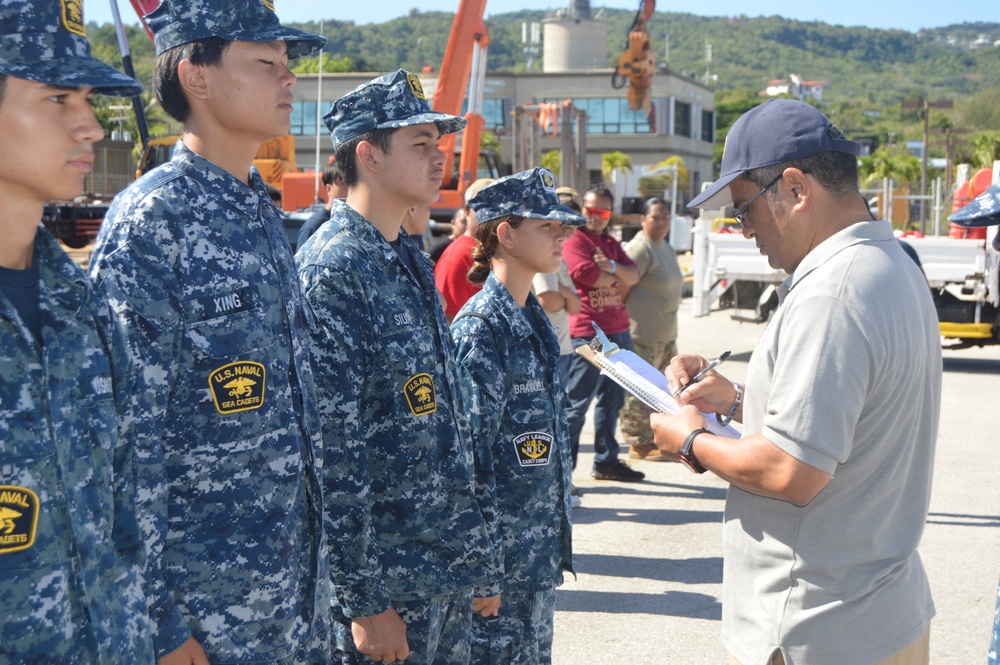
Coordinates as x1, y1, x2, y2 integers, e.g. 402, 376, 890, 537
552, 298, 1000, 664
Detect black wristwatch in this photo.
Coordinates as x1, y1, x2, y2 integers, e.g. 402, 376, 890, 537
679, 428, 710, 474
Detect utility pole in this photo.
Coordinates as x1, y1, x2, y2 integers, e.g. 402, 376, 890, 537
901, 98, 953, 226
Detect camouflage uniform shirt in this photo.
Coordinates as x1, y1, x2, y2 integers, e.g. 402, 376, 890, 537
295, 200, 502, 618
451, 273, 573, 593
88, 142, 329, 662
1, 227, 153, 663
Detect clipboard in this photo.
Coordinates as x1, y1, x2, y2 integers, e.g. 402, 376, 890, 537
576, 324, 740, 438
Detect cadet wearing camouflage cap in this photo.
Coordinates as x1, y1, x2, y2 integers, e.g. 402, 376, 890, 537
451, 169, 581, 663
949, 183, 1000, 253
88, 1, 330, 663
296, 69, 502, 665
0, 0, 153, 662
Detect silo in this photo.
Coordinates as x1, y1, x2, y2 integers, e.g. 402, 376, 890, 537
542, 2, 608, 72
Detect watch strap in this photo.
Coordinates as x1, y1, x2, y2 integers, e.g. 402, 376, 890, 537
679, 427, 710, 474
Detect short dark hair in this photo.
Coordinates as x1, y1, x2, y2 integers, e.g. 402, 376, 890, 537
333, 127, 397, 188
643, 197, 668, 215
153, 37, 230, 123
586, 183, 614, 206
322, 160, 344, 187
744, 124, 859, 200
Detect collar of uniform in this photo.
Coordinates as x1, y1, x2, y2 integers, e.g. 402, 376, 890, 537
479, 271, 540, 343
787, 219, 893, 293
31, 225, 90, 336
170, 141, 264, 219
330, 198, 421, 265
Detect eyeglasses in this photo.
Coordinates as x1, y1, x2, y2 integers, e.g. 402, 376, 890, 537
584, 206, 613, 221
733, 174, 783, 227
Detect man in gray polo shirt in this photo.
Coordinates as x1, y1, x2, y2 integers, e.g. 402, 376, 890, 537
650, 99, 941, 665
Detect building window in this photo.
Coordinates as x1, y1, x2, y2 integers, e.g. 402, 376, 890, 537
545, 97, 653, 134
290, 101, 325, 136
674, 101, 691, 138
701, 109, 714, 143
462, 97, 509, 133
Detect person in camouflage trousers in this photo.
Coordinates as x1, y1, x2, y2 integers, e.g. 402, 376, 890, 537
87, 1, 331, 663
0, 0, 153, 661
296, 69, 502, 665
451, 169, 581, 664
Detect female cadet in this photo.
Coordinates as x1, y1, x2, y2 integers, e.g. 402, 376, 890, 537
451, 169, 584, 663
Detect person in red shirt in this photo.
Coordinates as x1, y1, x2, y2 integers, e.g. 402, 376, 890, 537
435, 178, 493, 321
563, 184, 645, 482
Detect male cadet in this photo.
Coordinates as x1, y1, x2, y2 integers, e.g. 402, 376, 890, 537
88, 1, 330, 663
0, 0, 153, 662
296, 70, 502, 665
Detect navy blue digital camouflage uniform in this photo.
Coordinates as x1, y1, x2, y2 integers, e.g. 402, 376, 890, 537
0, 0, 153, 661
296, 68, 501, 665
297, 199, 502, 664
89, 142, 331, 663
451, 169, 582, 664
1, 229, 155, 664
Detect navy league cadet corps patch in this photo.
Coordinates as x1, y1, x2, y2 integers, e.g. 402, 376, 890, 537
513, 431, 554, 467
0, 486, 39, 555
209, 361, 266, 414
403, 373, 437, 417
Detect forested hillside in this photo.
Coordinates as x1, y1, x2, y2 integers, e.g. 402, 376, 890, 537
86, 10, 1000, 163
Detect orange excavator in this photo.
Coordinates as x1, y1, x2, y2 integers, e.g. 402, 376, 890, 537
611, 0, 656, 115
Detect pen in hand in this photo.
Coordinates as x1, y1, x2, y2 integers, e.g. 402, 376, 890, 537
675, 350, 731, 396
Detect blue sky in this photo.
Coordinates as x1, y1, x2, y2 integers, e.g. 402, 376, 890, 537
89, 0, 994, 34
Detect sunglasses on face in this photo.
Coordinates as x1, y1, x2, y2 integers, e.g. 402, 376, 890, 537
584, 206, 613, 221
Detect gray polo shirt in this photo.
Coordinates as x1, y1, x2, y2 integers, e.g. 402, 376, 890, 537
724, 220, 941, 665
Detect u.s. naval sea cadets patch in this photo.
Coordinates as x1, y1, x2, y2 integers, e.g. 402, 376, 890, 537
513, 431, 553, 467
209, 361, 266, 414
60, 0, 86, 36
404, 373, 437, 416
0, 486, 39, 555
406, 72, 426, 100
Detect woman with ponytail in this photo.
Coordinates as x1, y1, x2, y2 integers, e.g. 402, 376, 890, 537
451, 169, 586, 664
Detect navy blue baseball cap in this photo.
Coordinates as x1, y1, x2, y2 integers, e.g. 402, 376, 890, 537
948, 184, 1000, 228
146, 0, 326, 59
324, 70, 467, 150
690, 99, 862, 209
468, 168, 587, 226
0, 0, 143, 97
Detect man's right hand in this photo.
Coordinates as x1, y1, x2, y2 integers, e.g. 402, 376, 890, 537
158, 636, 210, 665
667, 354, 735, 416
352, 608, 409, 663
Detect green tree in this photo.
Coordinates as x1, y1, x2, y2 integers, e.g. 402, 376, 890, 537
960, 88, 1000, 130
858, 145, 921, 189
601, 151, 633, 183
480, 131, 501, 161
541, 150, 561, 175
972, 131, 1000, 169
291, 54, 355, 74
638, 156, 689, 198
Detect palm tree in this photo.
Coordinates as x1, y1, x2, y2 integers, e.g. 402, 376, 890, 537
972, 131, 1000, 169
858, 145, 920, 189
601, 151, 633, 183
541, 150, 561, 175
